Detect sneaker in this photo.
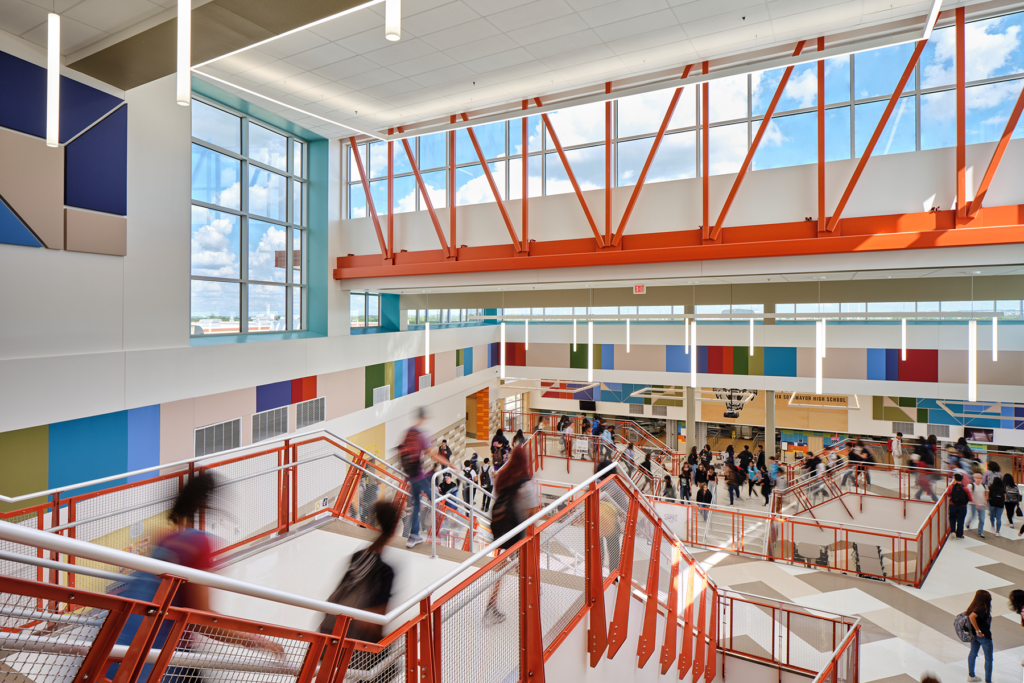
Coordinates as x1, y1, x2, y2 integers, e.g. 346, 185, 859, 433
406, 534, 424, 549
967, 676, 981, 682
978, 534, 986, 539
482, 606, 506, 626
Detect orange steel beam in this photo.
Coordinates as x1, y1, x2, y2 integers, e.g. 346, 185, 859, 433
967, 78, 1024, 217
701, 62, 710, 241
636, 527, 662, 668
692, 570, 707, 680
659, 542, 680, 675
449, 115, 456, 258
460, 113, 522, 251
678, 560, 694, 679
817, 36, 827, 235
605, 82, 612, 245
826, 39, 926, 232
536, 97, 606, 247
611, 65, 693, 247
710, 42, 805, 241
348, 137, 388, 259
387, 134, 394, 259
398, 127, 451, 258
522, 100, 529, 249
607, 496, 638, 658
704, 587, 718, 682
956, 8, 967, 221
585, 483, 608, 666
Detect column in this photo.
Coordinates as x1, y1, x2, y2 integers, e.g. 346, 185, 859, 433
685, 387, 696, 452
765, 390, 776, 461
666, 419, 679, 451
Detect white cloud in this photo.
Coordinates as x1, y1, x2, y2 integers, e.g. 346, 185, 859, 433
248, 224, 287, 282
760, 120, 787, 148
190, 207, 239, 278
922, 18, 1021, 87
708, 123, 747, 176
709, 75, 747, 123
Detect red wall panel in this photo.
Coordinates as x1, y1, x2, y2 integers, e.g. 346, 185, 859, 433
291, 376, 317, 403
721, 347, 734, 375
898, 349, 938, 382
708, 346, 724, 374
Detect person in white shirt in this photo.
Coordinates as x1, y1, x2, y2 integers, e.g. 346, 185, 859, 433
890, 432, 903, 466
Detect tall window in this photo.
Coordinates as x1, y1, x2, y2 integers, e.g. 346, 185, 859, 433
351, 292, 380, 328
346, 9, 1024, 219
190, 98, 307, 336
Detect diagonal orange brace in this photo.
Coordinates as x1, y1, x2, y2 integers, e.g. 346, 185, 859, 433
460, 113, 522, 252
348, 137, 389, 259
585, 484, 608, 666
826, 40, 926, 232
535, 97, 605, 247
692, 570, 707, 682
612, 64, 693, 246
398, 127, 451, 257
607, 495, 639, 658
636, 526, 662, 668
710, 42, 805, 241
678, 559, 695, 679
967, 81, 1024, 218
704, 587, 718, 682
660, 542, 680, 675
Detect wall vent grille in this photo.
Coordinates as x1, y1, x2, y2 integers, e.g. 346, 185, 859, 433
629, 404, 644, 416
372, 386, 391, 406
419, 375, 432, 391
194, 419, 241, 457
253, 406, 289, 444
892, 421, 915, 436
928, 424, 950, 439
652, 404, 668, 417
296, 397, 326, 430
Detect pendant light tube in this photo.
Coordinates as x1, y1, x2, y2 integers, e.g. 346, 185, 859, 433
46, 13, 60, 146
425, 322, 430, 375
821, 318, 826, 358
626, 318, 630, 353
176, 0, 190, 105
573, 319, 577, 351
500, 322, 506, 379
749, 318, 754, 355
992, 317, 998, 361
968, 319, 977, 402
385, 0, 401, 41
525, 319, 529, 351
587, 322, 594, 382
815, 320, 823, 395
690, 320, 697, 388
901, 318, 907, 361
685, 317, 690, 353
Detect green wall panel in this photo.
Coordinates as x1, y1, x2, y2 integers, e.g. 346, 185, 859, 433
365, 363, 385, 408
569, 344, 588, 369
732, 346, 749, 375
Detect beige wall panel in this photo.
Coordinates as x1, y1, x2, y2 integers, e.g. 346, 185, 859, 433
613, 344, 665, 371
473, 344, 490, 373
526, 343, 569, 368
978, 351, 1024, 386
159, 399, 193, 465
319, 368, 365, 421
194, 387, 255, 447
796, 346, 816, 378
823, 348, 867, 380
64, 208, 127, 256
0, 128, 64, 249
435, 349, 456, 385
939, 350, 968, 384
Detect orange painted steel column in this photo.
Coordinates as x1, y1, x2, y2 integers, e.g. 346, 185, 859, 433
585, 484, 608, 666
521, 533, 547, 681
660, 542, 681, 675
701, 61, 710, 242
449, 115, 456, 258
605, 82, 612, 245
711, 42, 805, 240
956, 8, 967, 222
460, 113, 522, 251
612, 64, 693, 246
607, 496, 639, 657
818, 36, 827, 235
536, 97, 605, 247
704, 587, 718, 682
399, 127, 451, 257
637, 527, 663, 667
522, 100, 529, 251
692, 571, 707, 681
678, 560, 695, 679
967, 81, 1024, 217
826, 39, 926, 232
348, 137, 388, 259
387, 132, 394, 260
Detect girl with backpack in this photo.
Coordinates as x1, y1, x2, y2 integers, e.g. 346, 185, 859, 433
1002, 472, 1022, 528
965, 589, 994, 683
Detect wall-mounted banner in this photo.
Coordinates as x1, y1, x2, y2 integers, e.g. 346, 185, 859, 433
779, 393, 854, 409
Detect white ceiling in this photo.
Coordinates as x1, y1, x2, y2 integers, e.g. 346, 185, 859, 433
193, 0, 980, 139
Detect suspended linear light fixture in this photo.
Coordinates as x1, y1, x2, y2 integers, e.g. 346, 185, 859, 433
821, 318, 826, 358
901, 318, 907, 361
46, 13, 60, 146
176, 0, 190, 105
968, 319, 977, 402
425, 322, 430, 375
685, 317, 690, 353
815, 320, 823, 395
385, 0, 401, 41
587, 322, 594, 382
690, 320, 697, 388
992, 316, 998, 361
525, 319, 529, 351
573, 318, 577, 351
749, 318, 754, 355
626, 318, 630, 353
500, 322, 506, 379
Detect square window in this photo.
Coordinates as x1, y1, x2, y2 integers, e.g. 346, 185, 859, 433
192, 100, 240, 153
248, 284, 287, 331
191, 280, 240, 335
248, 122, 287, 171
191, 144, 240, 210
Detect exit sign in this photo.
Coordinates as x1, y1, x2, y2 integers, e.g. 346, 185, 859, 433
633, 284, 646, 294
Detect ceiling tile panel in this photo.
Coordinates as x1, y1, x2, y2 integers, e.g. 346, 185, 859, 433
390, 51, 459, 77
20, 14, 105, 54
64, 0, 162, 35
578, 0, 671, 28
337, 67, 405, 90
593, 9, 680, 42
524, 29, 604, 59
420, 18, 502, 50
444, 33, 519, 62
308, 9, 383, 42
409, 63, 476, 87
2, 0, 51, 34
486, 0, 576, 33
463, 47, 535, 74
681, 5, 772, 38
258, 29, 329, 59
310, 55, 380, 81
462, 0, 536, 16
506, 13, 590, 47
402, 1, 480, 36
364, 38, 439, 67
284, 43, 357, 71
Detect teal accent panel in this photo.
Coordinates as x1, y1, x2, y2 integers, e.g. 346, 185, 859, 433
190, 77, 325, 141
306, 139, 328, 336
381, 293, 401, 331
464, 347, 473, 374
49, 411, 128, 496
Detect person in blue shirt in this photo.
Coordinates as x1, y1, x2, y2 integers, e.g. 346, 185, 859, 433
747, 463, 759, 497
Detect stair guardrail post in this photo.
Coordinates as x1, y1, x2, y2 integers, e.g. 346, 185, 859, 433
585, 483, 608, 666
607, 495, 638, 657
636, 526, 662, 667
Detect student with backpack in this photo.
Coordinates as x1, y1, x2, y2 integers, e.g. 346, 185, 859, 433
480, 458, 494, 512
401, 408, 451, 549
966, 472, 988, 538
964, 590, 994, 683
662, 475, 676, 500
462, 458, 478, 506
987, 475, 1006, 535
948, 473, 971, 539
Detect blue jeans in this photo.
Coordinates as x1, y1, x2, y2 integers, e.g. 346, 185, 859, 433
988, 504, 1003, 534
698, 503, 709, 521
968, 635, 993, 682
728, 486, 740, 504
408, 476, 430, 538
968, 505, 986, 535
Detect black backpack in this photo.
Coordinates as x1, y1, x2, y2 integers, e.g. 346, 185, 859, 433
989, 480, 1006, 508
398, 429, 422, 477
480, 466, 492, 488
950, 483, 969, 506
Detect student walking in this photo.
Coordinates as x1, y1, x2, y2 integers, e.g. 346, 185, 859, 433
695, 482, 713, 521
759, 466, 773, 506
747, 463, 759, 496
662, 475, 676, 500
726, 463, 742, 505
965, 589, 994, 683
679, 463, 693, 501
966, 472, 988, 538
948, 473, 970, 539
1002, 472, 1021, 528
987, 475, 1006, 535
400, 408, 451, 549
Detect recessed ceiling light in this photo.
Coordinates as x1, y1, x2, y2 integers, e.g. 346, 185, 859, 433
973, 271, 982, 275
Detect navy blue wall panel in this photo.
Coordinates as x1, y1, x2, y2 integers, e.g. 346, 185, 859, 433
65, 105, 128, 215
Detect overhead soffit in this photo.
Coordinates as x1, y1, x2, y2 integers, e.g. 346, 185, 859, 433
66, 0, 370, 91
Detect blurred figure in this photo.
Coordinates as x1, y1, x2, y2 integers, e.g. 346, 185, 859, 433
599, 498, 622, 571
1001, 472, 1020, 528
695, 482, 713, 520
359, 463, 380, 527
725, 463, 742, 505
889, 432, 903, 466
759, 465, 773, 506
462, 458, 478, 506
1008, 589, 1024, 627
679, 462, 693, 501
534, 416, 547, 435
948, 473, 970, 539
491, 428, 509, 459
987, 474, 1006, 535
400, 407, 451, 549
319, 501, 400, 642
483, 445, 538, 626
966, 472, 988, 538
512, 428, 526, 447
662, 475, 676, 500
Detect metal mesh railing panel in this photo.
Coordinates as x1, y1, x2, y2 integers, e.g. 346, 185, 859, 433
346, 642, 405, 683
538, 507, 587, 648
656, 534, 673, 606
202, 451, 281, 553
720, 599, 777, 663
163, 622, 309, 683
630, 512, 655, 592
0, 514, 46, 589
439, 550, 521, 683
0, 590, 109, 683
294, 440, 353, 521
598, 481, 630, 579
786, 611, 837, 672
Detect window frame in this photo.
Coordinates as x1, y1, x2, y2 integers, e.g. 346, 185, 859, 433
190, 95, 308, 337
350, 292, 380, 328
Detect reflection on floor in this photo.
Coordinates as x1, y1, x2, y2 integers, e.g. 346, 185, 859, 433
696, 526, 1024, 683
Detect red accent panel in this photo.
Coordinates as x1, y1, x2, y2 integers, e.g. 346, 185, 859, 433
414, 356, 425, 387
707, 346, 723, 374
721, 348, 733, 375
291, 377, 317, 404
899, 349, 938, 383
